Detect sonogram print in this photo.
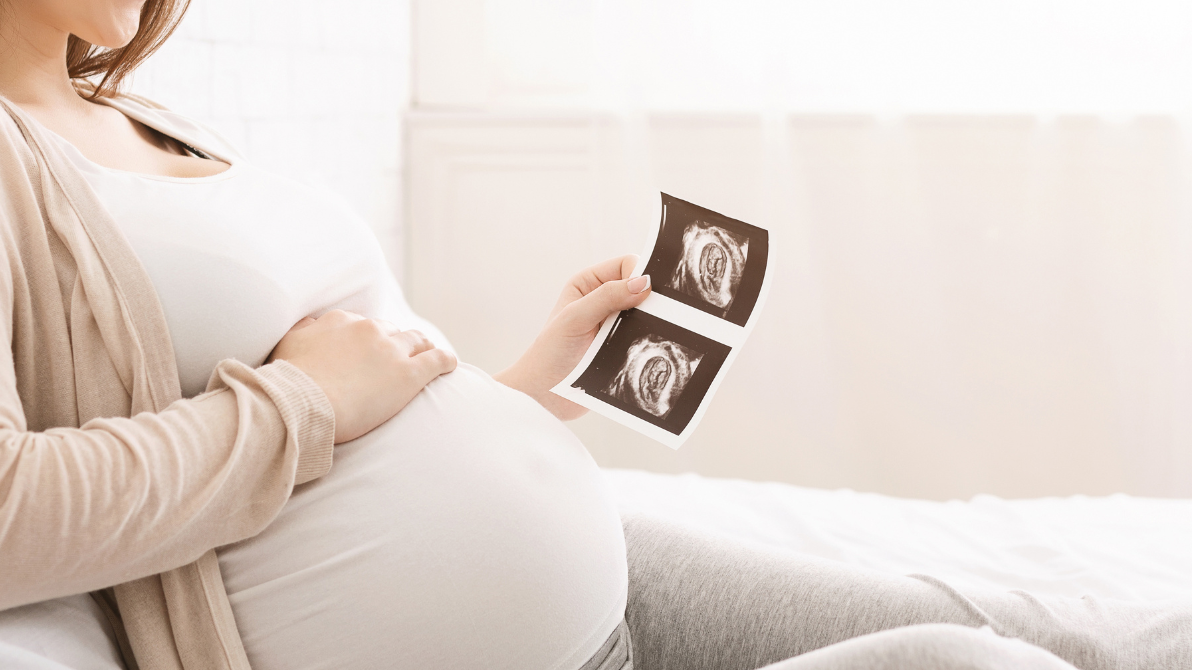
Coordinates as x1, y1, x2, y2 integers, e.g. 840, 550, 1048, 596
667, 221, 749, 316
555, 194, 768, 444
571, 308, 731, 435
643, 194, 768, 326
604, 335, 703, 419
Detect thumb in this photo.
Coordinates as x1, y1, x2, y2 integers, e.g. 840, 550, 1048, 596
560, 274, 651, 333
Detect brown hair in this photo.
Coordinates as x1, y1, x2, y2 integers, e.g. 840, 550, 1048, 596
67, 0, 191, 99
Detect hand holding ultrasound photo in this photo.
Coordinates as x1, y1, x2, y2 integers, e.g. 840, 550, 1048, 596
552, 194, 771, 448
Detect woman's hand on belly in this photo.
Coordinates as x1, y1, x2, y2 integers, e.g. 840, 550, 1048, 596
270, 310, 457, 443
495, 255, 651, 420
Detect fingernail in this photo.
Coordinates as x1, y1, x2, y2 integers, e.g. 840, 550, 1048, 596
627, 275, 650, 294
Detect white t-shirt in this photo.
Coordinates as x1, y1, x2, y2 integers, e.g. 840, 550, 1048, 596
45, 100, 628, 670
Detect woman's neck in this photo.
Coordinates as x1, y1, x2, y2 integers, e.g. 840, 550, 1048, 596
0, 8, 92, 115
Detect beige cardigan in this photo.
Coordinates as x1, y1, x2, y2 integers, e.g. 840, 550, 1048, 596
0, 93, 336, 669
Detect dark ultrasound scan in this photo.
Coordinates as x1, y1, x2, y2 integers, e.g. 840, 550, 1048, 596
604, 335, 704, 419
668, 221, 749, 315
643, 194, 768, 326
572, 309, 732, 435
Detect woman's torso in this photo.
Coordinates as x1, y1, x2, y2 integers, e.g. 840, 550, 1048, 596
41, 98, 627, 670
53, 103, 443, 398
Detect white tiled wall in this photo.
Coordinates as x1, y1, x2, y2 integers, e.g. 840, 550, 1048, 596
131, 0, 410, 272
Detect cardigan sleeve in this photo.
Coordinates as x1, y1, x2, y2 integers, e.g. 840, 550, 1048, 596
0, 302, 335, 611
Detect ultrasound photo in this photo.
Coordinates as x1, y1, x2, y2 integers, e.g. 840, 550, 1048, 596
605, 335, 703, 419
644, 194, 768, 326
552, 192, 770, 447
572, 309, 731, 435
670, 222, 749, 312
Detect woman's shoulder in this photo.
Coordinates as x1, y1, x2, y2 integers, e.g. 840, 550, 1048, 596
0, 97, 41, 164
0, 98, 48, 230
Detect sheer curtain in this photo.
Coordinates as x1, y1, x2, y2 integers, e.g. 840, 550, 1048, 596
409, 0, 1192, 498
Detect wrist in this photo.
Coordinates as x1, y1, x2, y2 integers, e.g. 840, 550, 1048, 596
494, 360, 541, 399
495, 359, 585, 421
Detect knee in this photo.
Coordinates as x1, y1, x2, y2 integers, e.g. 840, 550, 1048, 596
872, 625, 1075, 670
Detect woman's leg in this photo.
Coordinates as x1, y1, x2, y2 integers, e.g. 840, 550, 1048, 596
757, 624, 1076, 670
623, 514, 1192, 670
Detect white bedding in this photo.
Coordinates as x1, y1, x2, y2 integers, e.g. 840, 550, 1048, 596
604, 468, 1192, 603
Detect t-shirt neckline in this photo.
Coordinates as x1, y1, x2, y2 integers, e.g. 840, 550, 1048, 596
64, 96, 241, 184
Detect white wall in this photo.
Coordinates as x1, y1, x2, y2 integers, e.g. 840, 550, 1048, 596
408, 1, 1192, 500
125, 0, 1192, 500
132, 0, 410, 271
404, 111, 1192, 502
417, 0, 1192, 115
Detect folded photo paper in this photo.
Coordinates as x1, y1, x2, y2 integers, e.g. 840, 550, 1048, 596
552, 193, 772, 448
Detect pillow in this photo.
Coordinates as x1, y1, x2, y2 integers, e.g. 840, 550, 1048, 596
0, 594, 126, 670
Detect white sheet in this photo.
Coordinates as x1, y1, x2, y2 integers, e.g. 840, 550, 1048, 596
603, 468, 1192, 602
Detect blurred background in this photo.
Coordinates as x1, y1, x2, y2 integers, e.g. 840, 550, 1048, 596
132, 0, 1192, 500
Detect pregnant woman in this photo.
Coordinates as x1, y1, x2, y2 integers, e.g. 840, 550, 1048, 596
1, 1, 1188, 669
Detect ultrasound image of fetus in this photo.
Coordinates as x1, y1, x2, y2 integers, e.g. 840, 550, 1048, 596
605, 335, 703, 419
668, 222, 749, 314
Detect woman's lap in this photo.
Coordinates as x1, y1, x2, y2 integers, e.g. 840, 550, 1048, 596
757, 625, 1076, 670
621, 513, 1192, 670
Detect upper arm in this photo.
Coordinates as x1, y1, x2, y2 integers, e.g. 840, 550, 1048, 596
0, 202, 28, 435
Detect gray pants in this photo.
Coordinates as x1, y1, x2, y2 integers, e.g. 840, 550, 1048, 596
620, 514, 1192, 670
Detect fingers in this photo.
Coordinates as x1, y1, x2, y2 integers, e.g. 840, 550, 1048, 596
292, 312, 448, 377
618, 254, 639, 280
411, 347, 458, 384
561, 273, 652, 333
314, 309, 366, 327
569, 254, 641, 297
394, 329, 434, 356
375, 320, 402, 337
626, 275, 650, 294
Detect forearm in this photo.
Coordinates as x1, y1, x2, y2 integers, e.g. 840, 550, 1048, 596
494, 256, 651, 421
494, 353, 578, 421
0, 359, 334, 610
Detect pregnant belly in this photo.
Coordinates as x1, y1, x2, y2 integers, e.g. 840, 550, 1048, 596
217, 365, 628, 670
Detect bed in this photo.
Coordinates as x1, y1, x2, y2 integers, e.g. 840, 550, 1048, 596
604, 468, 1192, 603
